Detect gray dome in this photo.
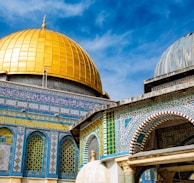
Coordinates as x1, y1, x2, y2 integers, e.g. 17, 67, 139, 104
155, 32, 194, 77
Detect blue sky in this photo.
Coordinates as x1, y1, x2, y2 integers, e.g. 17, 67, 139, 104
0, 0, 194, 101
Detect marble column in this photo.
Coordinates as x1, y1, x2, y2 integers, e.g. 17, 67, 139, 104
122, 164, 136, 183
115, 156, 136, 183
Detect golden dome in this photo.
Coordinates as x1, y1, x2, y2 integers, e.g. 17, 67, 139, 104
0, 29, 102, 94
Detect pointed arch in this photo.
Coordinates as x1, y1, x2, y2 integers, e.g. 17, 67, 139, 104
0, 127, 13, 172
83, 133, 99, 164
130, 111, 194, 154
58, 135, 77, 179
24, 131, 47, 176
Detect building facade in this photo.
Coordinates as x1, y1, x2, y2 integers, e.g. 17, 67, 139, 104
72, 33, 194, 183
0, 23, 114, 183
1, 20, 194, 183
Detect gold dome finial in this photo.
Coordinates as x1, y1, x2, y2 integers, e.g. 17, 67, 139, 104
41, 15, 46, 30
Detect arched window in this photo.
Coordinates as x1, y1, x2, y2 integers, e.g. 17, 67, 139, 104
25, 132, 46, 175
59, 137, 76, 178
87, 135, 99, 162
0, 128, 13, 171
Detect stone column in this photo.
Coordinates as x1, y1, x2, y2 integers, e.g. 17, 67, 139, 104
115, 156, 136, 183
122, 164, 136, 183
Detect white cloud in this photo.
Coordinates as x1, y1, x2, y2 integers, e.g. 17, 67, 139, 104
0, 0, 94, 20
80, 30, 161, 71
78, 30, 162, 100
80, 30, 132, 52
99, 54, 159, 100
95, 10, 109, 27
102, 75, 144, 101
53, 0, 95, 17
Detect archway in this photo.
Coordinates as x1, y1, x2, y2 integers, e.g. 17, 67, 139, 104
84, 134, 99, 163
58, 135, 78, 179
130, 111, 194, 154
24, 131, 47, 177
0, 127, 13, 173
130, 111, 194, 182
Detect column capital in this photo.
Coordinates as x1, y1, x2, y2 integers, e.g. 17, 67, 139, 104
122, 164, 136, 174
115, 156, 135, 174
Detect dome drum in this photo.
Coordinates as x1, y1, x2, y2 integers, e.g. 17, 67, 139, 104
3, 74, 102, 96
144, 66, 194, 93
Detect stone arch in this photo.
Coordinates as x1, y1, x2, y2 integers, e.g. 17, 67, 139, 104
58, 135, 78, 179
83, 133, 99, 164
24, 131, 47, 176
130, 110, 194, 154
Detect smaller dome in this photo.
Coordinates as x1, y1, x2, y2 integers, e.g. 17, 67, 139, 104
155, 32, 194, 77
75, 160, 110, 183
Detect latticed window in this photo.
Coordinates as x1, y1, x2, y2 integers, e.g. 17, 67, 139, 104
60, 138, 75, 173
87, 135, 99, 162
26, 134, 44, 171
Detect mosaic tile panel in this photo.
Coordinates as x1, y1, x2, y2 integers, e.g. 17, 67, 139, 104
13, 127, 25, 172
115, 94, 194, 155
0, 128, 12, 171
0, 145, 11, 171
106, 112, 115, 154
49, 132, 58, 174
0, 81, 114, 119
152, 75, 194, 91
80, 117, 103, 166
0, 109, 71, 131
102, 112, 108, 155
6, 99, 16, 106
129, 108, 194, 153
